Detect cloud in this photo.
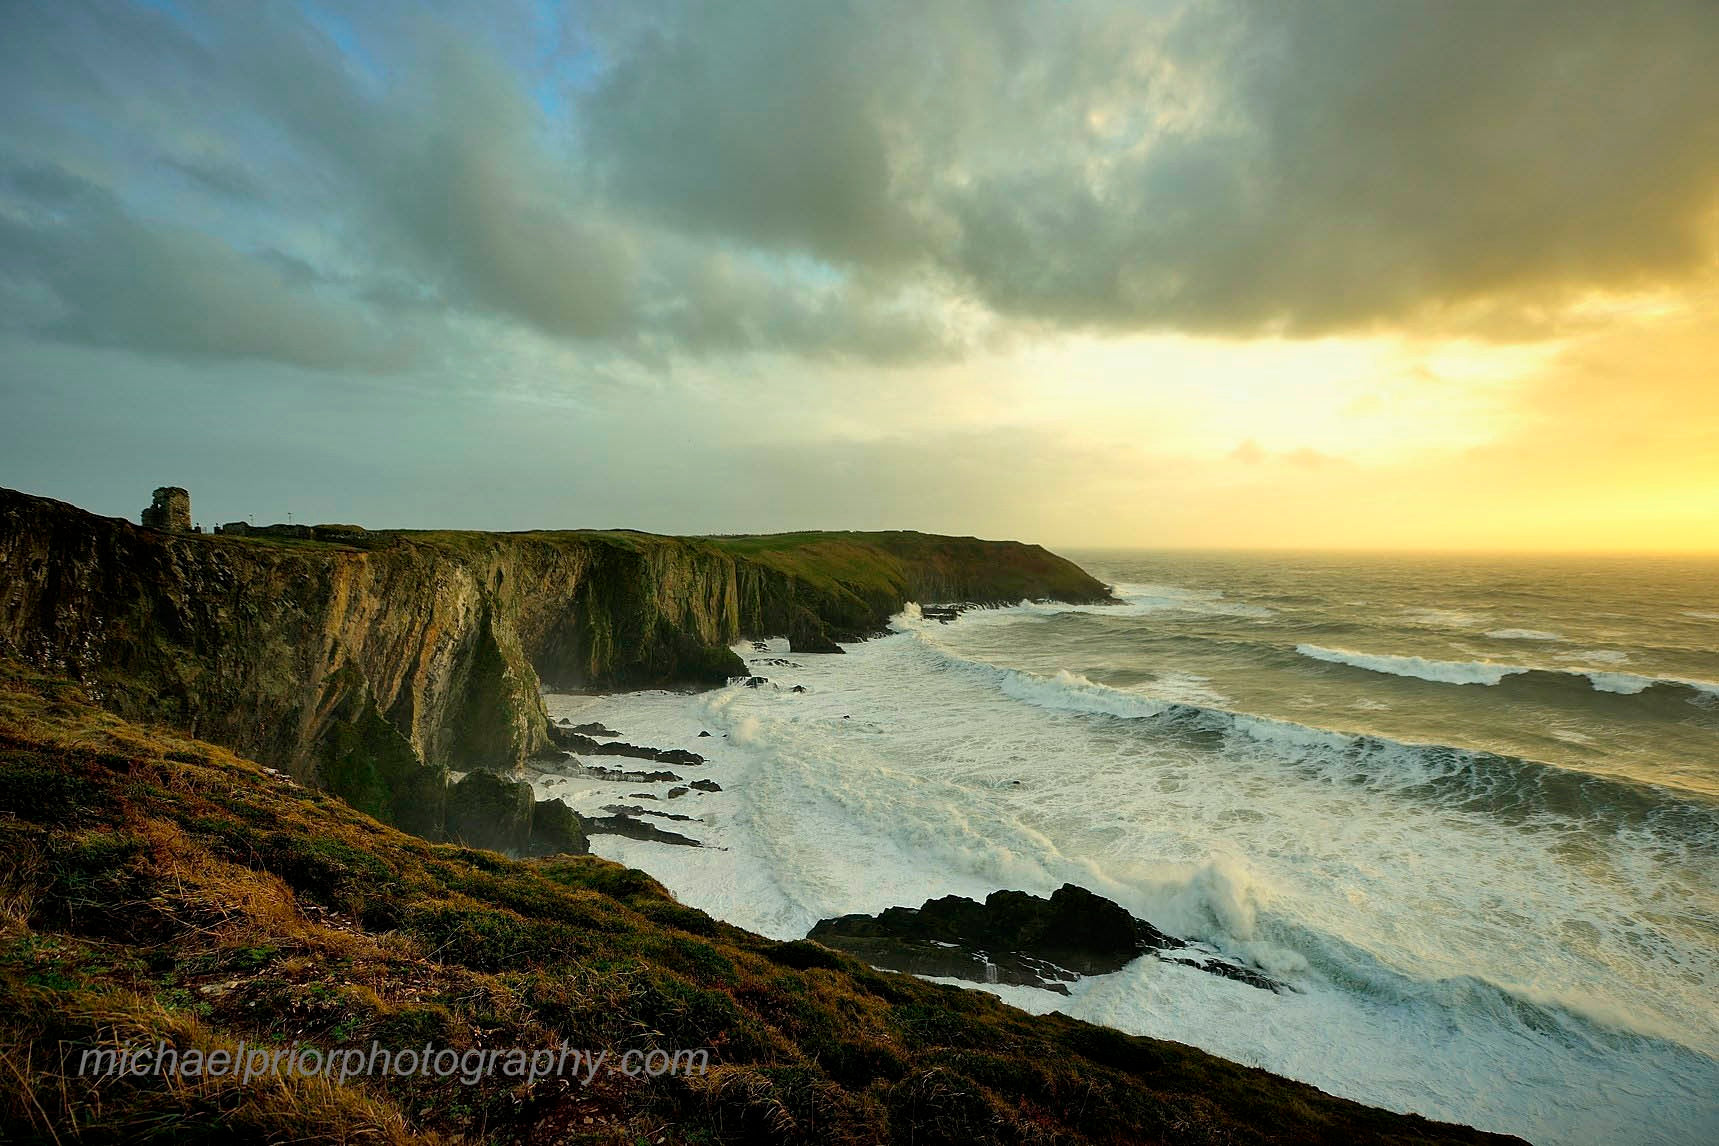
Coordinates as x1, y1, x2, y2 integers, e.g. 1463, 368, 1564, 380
1, 0, 1716, 373
1230, 439, 1267, 465
0, 0, 969, 370
0, 160, 413, 370
581, 0, 1719, 337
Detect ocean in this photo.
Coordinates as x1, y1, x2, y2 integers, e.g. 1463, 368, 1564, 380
535, 550, 1719, 1145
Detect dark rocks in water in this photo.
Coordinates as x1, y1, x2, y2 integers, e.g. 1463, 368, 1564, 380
815, 934, 1082, 993
789, 685, 808, 694
752, 658, 802, 668
751, 641, 771, 652
919, 604, 968, 624
547, 727, 605, 753
603, 803, 698, 824
582, 764, 683, 784
808, 884, 1270, 995
689, 779, 722, 793
666, 786, 690, 799
568, 721, 621, 738
697, 730, 712, 737
586, 813, 701, 847
547, 725, 706, 766
526, 797, 588, 857
740, 676, 769, 688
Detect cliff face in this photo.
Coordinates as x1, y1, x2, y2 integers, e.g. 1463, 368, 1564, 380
0, 488, 1111, 821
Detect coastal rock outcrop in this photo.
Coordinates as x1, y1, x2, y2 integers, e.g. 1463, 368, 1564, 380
586, 812, 702, 847
445, 770, 534, 853
546, 724, 705, 765
443, 771, 589, 857
525, 795, 589, 857
809, 884, 1282, 994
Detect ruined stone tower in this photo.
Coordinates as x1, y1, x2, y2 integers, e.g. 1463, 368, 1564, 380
141, 486, 192, 533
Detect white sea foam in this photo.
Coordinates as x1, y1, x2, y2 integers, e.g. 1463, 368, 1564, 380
1143, 670, 1231, 706
1293, 643, 1719, 699
1586, 671, 1658, 695
913, 582, 1275, 622
534, 604, 1719, 1145
1296, 644, 1529, 686
1560, 648, 1631, 665
1402, 607, 1489, 628
1583, 670, 1719, 698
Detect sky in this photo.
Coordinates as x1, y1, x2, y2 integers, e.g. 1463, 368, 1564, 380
2, 0, 1717, 552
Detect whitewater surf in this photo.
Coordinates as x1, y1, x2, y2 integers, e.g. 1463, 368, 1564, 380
536, 550, 1719, 1146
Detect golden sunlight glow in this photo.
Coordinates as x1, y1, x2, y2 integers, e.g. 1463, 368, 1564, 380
885, 289, 1719, 553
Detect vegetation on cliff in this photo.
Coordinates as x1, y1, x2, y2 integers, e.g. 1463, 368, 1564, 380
0, 660, 1517, 1145
0, 487, 1111, 843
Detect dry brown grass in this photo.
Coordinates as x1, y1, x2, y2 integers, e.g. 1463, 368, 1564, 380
0, 659, 1521, 1145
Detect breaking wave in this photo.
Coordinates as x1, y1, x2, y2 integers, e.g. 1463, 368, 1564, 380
906, 636, 1719, 847
1295, 643, 1719, 701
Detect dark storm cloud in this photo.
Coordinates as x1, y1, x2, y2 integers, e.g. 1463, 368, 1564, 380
0, 0, 958, 369
1, 0, 1715, 371
587, 0, 1719, 335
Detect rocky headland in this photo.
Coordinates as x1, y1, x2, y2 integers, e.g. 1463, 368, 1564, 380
0, 486, 1111, 852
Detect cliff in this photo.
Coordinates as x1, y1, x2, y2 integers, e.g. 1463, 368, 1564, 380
0, 661, 1520, 1145
0, 488, 1111, 834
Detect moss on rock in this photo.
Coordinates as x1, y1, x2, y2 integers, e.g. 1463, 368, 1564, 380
444, 770, 534, 853
318, 667, 446, 840
527, 796, 589, 857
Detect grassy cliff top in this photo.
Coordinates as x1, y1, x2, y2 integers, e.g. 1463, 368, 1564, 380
0, 659, 1515, 1145
386, 525, 1113, 605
